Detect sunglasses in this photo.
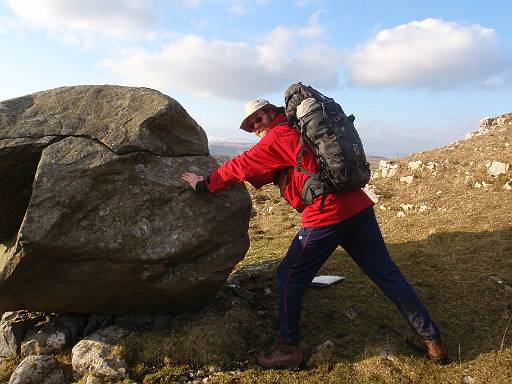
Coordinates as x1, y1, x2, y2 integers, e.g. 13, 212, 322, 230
252, 112, 266, 128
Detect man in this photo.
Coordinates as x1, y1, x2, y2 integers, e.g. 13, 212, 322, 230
181, 99, 448, 369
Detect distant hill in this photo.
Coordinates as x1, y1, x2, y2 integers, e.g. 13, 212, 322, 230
209, 139, 388, 167
208, 140, 254, 157
368, 111, 512, 242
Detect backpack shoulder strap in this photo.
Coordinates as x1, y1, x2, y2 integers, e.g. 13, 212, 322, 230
294, 130, 316, 177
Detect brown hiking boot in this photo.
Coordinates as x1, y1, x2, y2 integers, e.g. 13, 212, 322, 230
406, 333, 450, 365
257, 342, 304, 370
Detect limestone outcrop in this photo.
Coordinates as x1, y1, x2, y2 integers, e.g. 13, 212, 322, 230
0, 85, 252, 314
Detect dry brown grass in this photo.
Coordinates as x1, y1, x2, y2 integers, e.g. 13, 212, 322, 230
0, 357, 20, 383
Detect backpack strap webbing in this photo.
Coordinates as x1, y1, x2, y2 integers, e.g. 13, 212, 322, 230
295, 132, 315, 176
296, 131, 305, 173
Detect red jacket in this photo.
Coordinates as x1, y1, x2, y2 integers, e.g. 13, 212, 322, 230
207, 113, 373, 227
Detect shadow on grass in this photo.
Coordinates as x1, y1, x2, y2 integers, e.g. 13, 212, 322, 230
112, 228, 512, 383
233, 228, 512, 364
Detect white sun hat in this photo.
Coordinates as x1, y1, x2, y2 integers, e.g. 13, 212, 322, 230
240, 99, 271, 132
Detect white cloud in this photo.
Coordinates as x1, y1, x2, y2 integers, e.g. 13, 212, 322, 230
103, 18, 340, 100
0, 15, 24, 33
224, 0, 272, 16
295, 0, 314, 6
170, 0, 201, 7
6, 0, 156, 40
298, 10, 324, 38
345, 18, 509, 89
227, 2, 247, 16
175, 0, 271, 16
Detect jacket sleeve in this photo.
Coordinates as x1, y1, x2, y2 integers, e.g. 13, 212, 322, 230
245, 170, 276, 189
207, 131, 294, 192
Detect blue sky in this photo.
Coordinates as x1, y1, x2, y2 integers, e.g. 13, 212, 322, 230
1, 0, 511, 157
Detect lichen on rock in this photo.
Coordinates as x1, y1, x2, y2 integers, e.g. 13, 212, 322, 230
0, 85, 252, 314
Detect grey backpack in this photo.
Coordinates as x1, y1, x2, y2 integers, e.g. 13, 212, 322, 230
283, 83, 370, 208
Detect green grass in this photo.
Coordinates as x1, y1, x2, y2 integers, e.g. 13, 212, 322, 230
114, 208, 512, 383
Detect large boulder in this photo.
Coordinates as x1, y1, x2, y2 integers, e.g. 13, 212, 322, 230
0, 85, 252, 314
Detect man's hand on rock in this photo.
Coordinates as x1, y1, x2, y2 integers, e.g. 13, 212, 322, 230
181, 172, 204, 191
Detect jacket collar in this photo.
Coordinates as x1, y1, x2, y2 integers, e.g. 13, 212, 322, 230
268, 113, 288, 131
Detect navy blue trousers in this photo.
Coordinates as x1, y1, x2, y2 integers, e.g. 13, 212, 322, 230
277, 206, 441, 345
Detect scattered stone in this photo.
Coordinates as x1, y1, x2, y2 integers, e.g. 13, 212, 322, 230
504, 180, 512, 190
462, 374, 475, 384
380, 344, 395, 360
496, 116, 507, 125
21, 313, 89, 357
344, 306, 358, 320
474, 181, 490, 189
486, 161, 509, 177
425, 162, 438, 171
400, 175, 414, 184
379, 160, 399, 178
400, 203, 414, 213
71, 326, 129, 381
0, 312, 48, 358
207, 366, 218, 373
19, 339, 38, 358
407, 160, 423, 171
85, 375, 103, 384
379, 205, 387, 210
263, 288, 272, 296
363, 184, 380, 203
480, 117, 494, 130
488, 276, 512, 292
307, 340, 335, 368
419, 205, 428, 213
8, 355, 64, 384
397, 212, 405, 218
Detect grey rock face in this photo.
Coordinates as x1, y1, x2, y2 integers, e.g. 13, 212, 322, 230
8, 355, 64, 384
21, 313, 89, 357
0, 312, 48, 358
0, 85, 252, 314
71, 326, 129, 381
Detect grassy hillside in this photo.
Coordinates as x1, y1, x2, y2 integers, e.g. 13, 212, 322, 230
125, 114, 512, 383
2, 115, 510, 383
226, 113, 512, 383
